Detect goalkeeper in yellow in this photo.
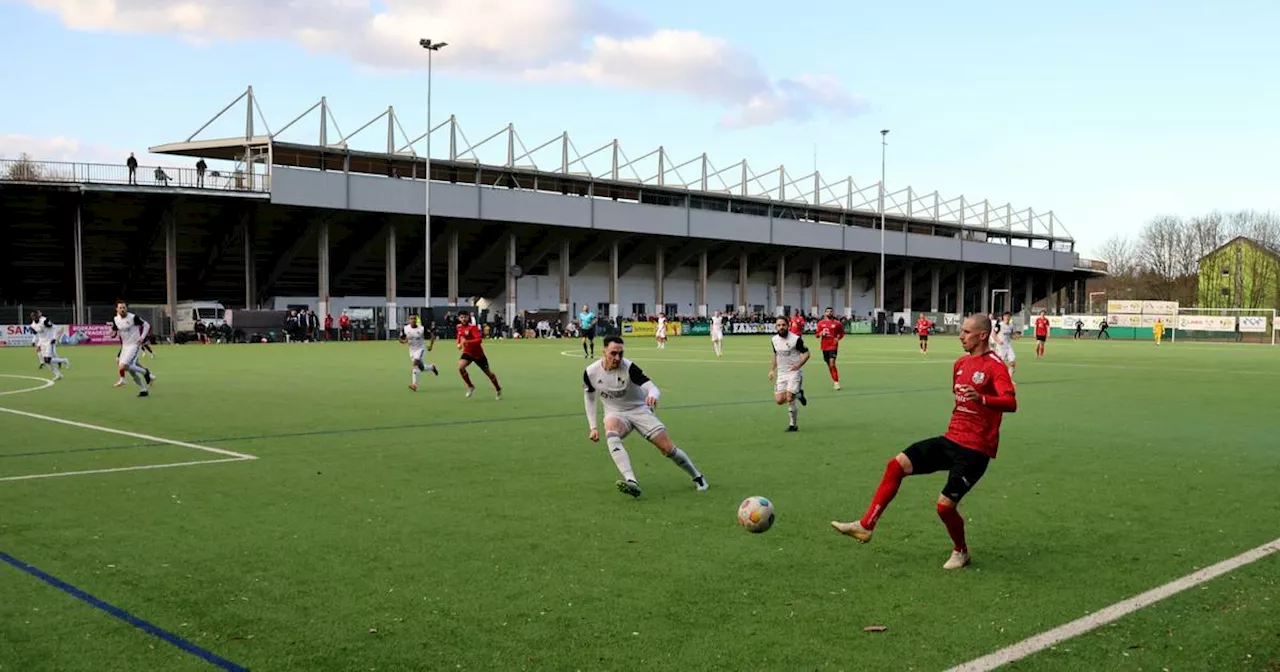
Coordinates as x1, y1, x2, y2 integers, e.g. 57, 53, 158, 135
1153, 318, 1165, 346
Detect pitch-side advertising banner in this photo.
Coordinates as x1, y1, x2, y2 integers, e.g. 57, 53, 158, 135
1238, 316, 1268, 333
1177, 315, 1237, 332
68, 324, 118, 345
0, 324, 35, 347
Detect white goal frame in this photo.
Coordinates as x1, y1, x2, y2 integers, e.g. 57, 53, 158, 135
1171, 307, 1278, 345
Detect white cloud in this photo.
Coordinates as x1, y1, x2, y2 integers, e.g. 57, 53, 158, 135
19, 0, 865, 127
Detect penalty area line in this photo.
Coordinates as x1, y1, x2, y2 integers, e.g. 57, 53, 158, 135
0, 457, 253, 483
944, 536, 1280, 672
0, 406, 257, 460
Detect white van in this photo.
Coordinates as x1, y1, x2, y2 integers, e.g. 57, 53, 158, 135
172, 301, 227, 339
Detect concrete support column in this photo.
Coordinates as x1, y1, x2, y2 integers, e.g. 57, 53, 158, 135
957, 267, 967, 315
559, 239, 570, 315
738, 249, 748, 313
609, 240, 619, 318
980, 268, 990, 315
654, 245, 665, 313
447, 228, 459, 306
775, 256, 786, 317
164, 208, 178, 339
930, 266, 941, 312
73, 202, 86, 324
385, 222, 397, 330
317, 220, 331, 323
843, 258, 853, 319
903, 262, 913, 314
242, 214, 255, 310
810, 258, 821, 315
697, 250, 708, 317
1005, 270, 1015, 314
1024, 274, 1034, 317
505, 233, 517, 324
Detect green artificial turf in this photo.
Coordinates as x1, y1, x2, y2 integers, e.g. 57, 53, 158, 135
0, 334, 1276, 671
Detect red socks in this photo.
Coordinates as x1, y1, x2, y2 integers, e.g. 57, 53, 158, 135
937, 502, 967, 552
487, 372, 501, 391
460, 371, 473, 388
860, 458, 906, 529
829, 366, 840, 383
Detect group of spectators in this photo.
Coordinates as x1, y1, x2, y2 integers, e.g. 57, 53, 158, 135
283, 309, 357, 342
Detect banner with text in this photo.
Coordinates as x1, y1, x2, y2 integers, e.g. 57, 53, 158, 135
0, 324, 35, 347
1177, 315, 1237, 332
68, 324, 119, 345
1238, 316, 1269, 333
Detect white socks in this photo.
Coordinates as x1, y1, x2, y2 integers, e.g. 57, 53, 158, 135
667, 447, 701, 478
606, 433, 636, 482
788, 400, 798, 427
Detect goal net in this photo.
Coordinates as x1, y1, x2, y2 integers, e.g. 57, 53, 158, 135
1171, 307, 1278, 345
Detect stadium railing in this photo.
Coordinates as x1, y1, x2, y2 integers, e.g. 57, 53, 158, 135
0, 158, 270, 193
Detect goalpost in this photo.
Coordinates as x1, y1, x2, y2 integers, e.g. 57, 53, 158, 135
1170, 307, 1278, 345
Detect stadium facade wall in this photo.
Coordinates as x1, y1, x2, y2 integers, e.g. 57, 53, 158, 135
270, 167, 1078, 272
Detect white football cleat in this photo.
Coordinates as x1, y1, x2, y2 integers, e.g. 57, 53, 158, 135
830, 520, 873, 543
693, 475, 708, 491
943, 550, 971, 570
465, 386, 475, 398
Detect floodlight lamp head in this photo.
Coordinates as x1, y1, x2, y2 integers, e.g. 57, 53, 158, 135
880, 129, 890, 136
419, 39, 447, 50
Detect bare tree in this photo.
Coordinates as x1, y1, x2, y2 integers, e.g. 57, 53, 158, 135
3, 152, 43, 181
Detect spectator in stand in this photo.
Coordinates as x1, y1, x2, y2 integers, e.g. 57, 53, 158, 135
126, 153, 138, 184
308, 309, 320, 341
196, 159, 207, 187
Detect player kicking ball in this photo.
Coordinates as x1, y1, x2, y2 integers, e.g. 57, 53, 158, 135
456, 311, 502, 400
769, 317, 810, 432
831, 314, 1017, 570
584, 335, 708, 497
400, 314, 438, 391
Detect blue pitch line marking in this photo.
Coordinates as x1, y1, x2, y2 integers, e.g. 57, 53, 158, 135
0, 378, 1083, 458
0, 550, 250, 671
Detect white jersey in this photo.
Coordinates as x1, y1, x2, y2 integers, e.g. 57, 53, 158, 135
402, 324, 427, 352
30, 317, 57, 346
113, 312, 150, 347
656, 317, 667, 336
998, 322, 1016, 347
583, 358, 657, 416
710, 316, 724, 336
771, 332, 810, 371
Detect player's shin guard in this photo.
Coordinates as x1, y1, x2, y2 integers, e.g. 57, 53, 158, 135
787, 400, 798, 427
667, 447, 701, 478
937, 502, 967, 552
412, 368, 420, 385
605, 432, 636, 482
860, 458, 906, 530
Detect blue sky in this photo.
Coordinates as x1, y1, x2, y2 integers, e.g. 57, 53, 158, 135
2, 0, 1277, 258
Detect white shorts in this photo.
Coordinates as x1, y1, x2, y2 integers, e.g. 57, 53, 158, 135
118, 345, 140, 367
711, 330, 723, 342
606, 407, 666, 440
38, 342, 56, 359
775, 370, 803, 395
999, 346, 1016, 363
409, 347, 426, 362
656, 330, 667, 339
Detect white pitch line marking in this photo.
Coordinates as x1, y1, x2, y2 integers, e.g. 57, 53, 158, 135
0, 375, 57, 397
945, 536, 1280, 672
0, 406, 258, 460
0, 457, 253, 483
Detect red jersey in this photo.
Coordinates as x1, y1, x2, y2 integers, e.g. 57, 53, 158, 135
789, 315, 806, 335
916, 319, 933, 337
816, 318, 845, 351
1034, 316, 1049, 337
944, 351, 1017, 458
457, 323, 485, 359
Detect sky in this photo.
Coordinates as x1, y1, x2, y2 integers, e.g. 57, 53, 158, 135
1, 0, 1278, 259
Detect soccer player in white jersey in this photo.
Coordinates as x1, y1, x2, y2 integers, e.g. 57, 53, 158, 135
655, 314, 667, 349
399, 314, 439, 391
769, 316, 811, 432
996, 311, 1018, 377
710, 310, 725, 357
111, 301, 156, 396
29, 311, 70, 380
584, 335, 708, 498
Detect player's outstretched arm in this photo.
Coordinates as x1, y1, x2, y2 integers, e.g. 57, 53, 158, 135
981, 366, 1018, 412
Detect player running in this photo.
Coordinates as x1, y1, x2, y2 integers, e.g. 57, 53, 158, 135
579, 304, 598, 359
1033, 310, 1050, 358
815, 307, 845, 390
710, 310, 726, 357
400, 314, 439, 391
996, 311, 1018, 377
456, 311, 502, 400
770, 316, 810, 432
1153, 318, 1165, 346
29, 311, 70, 380
111, 301, 155, 397
655, 313, 667, 349
916, 314, 934, 354
789, 309, 806, 336
831, 314, 1017, 570
584, 335, 708, 497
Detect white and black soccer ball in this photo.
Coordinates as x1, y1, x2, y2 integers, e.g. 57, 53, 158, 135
737, 496, 775, 533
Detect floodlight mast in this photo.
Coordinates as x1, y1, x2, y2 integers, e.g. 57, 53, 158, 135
419, 38, 448, 319
878, 129, 889, 331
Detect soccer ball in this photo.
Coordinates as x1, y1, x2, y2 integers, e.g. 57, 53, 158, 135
737, 496, 775, 533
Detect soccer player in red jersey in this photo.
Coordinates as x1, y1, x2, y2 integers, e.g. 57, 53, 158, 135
1033, 310, 1050, 358
831, 314, 1017, 570
456, 311, 502, 400
789, 310, 806, 336
815, 307, 846, 390
916, 315, 934, 354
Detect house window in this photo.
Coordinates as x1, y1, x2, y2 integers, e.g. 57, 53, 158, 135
1221, 267, 1230, 276
1221, 288, 1230, 297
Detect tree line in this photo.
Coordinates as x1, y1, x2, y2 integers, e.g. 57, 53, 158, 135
1095, 210, 1280, 308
